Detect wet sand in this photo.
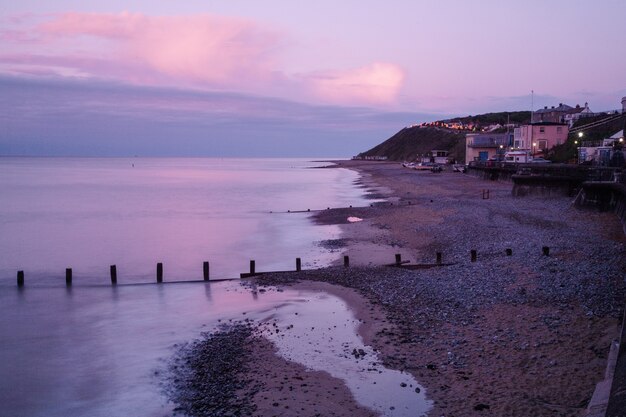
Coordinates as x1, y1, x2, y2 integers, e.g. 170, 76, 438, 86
256, 160, 625, 416
171, 160, 625, 416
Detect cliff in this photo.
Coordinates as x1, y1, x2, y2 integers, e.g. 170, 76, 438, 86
357, 126, 466, 162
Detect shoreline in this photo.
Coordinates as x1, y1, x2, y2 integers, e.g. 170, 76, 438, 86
172, 160, 625, 416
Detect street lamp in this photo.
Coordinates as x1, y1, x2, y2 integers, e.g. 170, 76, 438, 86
532, 142, 537, 156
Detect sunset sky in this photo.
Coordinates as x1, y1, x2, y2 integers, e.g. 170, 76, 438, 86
1, 0, 625, 156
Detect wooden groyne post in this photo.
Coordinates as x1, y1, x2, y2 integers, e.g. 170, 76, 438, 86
470, 250, 477, 262
110, 265, 117, 285
296, 258, 302, 272
17, 270, 24, 287
156, 263, 163, 283
542, 246, 550, 256
395, 254, 402, 266
249, 260, 256, 275
343, 255, 350, 268
203, 261, 210, 281
436, 252, 442, 265
65, 268, 72, 286
506, 248, 513, 256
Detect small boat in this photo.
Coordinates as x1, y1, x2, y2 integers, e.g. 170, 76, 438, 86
413, 162, 434, 170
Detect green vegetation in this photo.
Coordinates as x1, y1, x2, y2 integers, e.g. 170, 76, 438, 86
443, 111, 531, 126
547, 113, 625, 163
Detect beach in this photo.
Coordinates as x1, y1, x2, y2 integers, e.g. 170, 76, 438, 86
172, 160, 625, 417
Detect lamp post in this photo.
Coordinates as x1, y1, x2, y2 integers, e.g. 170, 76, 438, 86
532, 142, 537, 157
576, 132, 583, 164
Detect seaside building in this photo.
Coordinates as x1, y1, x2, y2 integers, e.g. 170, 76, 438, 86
430, 150, 447, 164
563, 103, 594, 127
578, 129, 625, 165
532, 102, 593, 126
465, 132, 513, 164
513, 123, 569, 155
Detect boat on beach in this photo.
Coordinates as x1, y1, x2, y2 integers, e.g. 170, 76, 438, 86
452, 164, 466, 173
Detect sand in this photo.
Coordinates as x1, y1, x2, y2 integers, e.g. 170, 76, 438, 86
179, 160, 625, 417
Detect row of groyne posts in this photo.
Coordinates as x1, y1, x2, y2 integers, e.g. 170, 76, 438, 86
14, 246, 554, 288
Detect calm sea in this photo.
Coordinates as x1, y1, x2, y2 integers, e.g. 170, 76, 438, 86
0, 157, 433, 417
0, 157, 372, 284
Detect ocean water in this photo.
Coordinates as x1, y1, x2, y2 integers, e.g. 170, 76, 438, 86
0, 157, 371, 284
0, 281, 431, 417
0, 157, 432, 416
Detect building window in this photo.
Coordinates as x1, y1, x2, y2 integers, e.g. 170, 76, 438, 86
514, 140, 521, 148
538, 140, 548, 150
539, 127, 545, 133
557, 126, 562, 133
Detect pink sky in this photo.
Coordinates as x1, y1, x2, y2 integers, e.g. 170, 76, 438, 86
1, 1, 625, 156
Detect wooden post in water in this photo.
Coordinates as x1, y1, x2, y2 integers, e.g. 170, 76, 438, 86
395, 254, 402, 266
110, 265, 117, 285
470, 250, 477, 262
542, 246, 550, 256
436, 252, 442, 265
249, 260, 255, 275
343, 255, 350, 268
17, 270, 24, 287
506, 248, 513, 256
203, 262, 210, 281
65, 268, 72, 286
296, 258, 302, 272
156, 263, 163, 283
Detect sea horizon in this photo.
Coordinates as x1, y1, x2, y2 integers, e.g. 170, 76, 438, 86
0, 156, 375, 285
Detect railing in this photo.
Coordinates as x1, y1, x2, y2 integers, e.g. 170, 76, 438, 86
569, 113, 624, 134
468, 161, 622, 182
467, 137, 512, 148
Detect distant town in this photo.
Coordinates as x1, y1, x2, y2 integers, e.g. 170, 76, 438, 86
355, 97, 626, 168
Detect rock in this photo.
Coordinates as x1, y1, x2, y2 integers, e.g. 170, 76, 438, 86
474, 403, 490, 411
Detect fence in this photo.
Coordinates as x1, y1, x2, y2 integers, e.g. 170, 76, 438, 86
14, 246, 555, 288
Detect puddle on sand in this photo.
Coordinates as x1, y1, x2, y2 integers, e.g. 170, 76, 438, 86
0, 281, 431, 417
258, 290, 433, 417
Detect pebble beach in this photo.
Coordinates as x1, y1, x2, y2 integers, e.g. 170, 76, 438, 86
166, 160, 625, 417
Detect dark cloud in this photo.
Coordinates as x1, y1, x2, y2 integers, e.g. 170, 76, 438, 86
0, 75, 440, 157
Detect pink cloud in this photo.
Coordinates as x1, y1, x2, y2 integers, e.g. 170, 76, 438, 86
0, 12, 406, 108
305, 62, 405, 105
35, 12, 281, 88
